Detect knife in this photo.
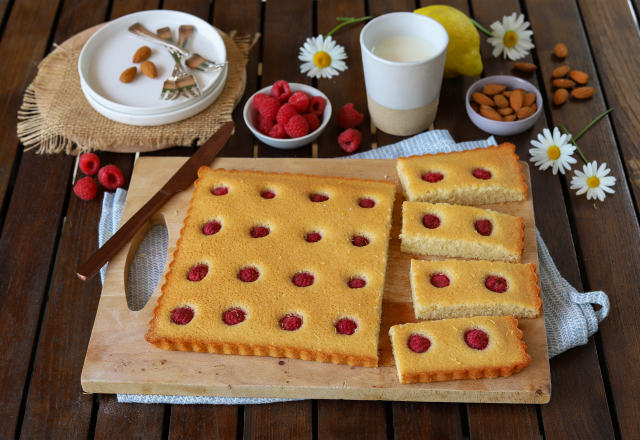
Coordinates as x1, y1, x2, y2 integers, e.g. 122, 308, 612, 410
77, 121, 235, 281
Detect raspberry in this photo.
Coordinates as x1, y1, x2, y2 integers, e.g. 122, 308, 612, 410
308, 96, 326, 116
473, 169, 492, 180
422, 214, 441, 229
279, 314, 303, 331
212, 186, 229, 196
188, 264, 208, 281
257, 114, 275, 135
257, 95, 281, 121
253, 93, 270, 110
338, 128, 363, 153
303, 113, 321, 132
268, 124, 288, 139
79, 153, 100, 175
238, 267, 260, 282
202, 220, 221, 236
422, 172, 444, 183
292, 272, 314, 287
335, 318, 358, 335
430, 273, 450, 288
261, 191, 276, 199
284, 115, 309, 138
74, 177, 97, 201
359, 198, 376, 208
352, 235, 370, 247
475, 219, 493, 236
485, 276, 508, 293
288, 91, 309, 113
348, 278, 366, 289
306, 232, 322, 242
98, 165, 125, 190
271, 80, 292, 103
223, 308, 246, 326
337, 103, 365, 129
465, 329, 489, 350
309, 194, 329, 202
408, 334, 431, 353
171, 307, 194, 325
276, 103, 299, 125
251, 226, 270, 238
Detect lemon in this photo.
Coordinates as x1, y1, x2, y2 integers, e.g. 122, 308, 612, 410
414, 5, 483, 78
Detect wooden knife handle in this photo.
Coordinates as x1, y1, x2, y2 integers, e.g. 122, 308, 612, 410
77, 190, 173, 281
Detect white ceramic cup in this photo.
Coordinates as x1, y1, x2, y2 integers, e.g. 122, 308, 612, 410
360, 12, 448, 136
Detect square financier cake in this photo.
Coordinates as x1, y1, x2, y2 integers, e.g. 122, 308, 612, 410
145, 167, 396, 367
410, 259, 541, 320
397, 143, 528, 205
389, 316, 531, 384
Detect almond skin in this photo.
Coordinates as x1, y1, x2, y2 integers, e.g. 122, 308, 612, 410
523, 92, 536, 107
517, 107, 535, 120
133, 46, 151, 63
472, 92, 496, 106
497, 107, 514, 116
572, 87, 596, 99
570, 70, 589, 84
494, 94, 509, 108
553, 88, 569, 105
482, 84, 507, 96
140, 60, 157, 79
554, 43, 568, 58
119, 66, 137, 83
552, 65, 571, 78
503, 114, 517, 122
470, 102, 481, 114
480, 105, 503, 121
509, 90, 523, 112
514, 62, 537, 72
553, 78, 576, 88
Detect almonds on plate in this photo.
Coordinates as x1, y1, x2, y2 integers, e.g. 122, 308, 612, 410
517, 107, 535, 120
554, 43, 568, 58
494, 94, 509, 108
514, 62, 537, 72
471, 83, 540, 122
472, 92, 496, 106
510, 90, 523, 112
470, 101, 481, 114
572, 87, 596, 99
140, 61, 157, 79
503, 114, 517, 122
553, 78, 576, 88
482, 84, 507, 95
570, 70, 589, 84
133, 46, 151, 63
552, 65, 571, 78
553, 88, 569, 105
497, 107, 514, 116
480, 104, 503, 121
523, 92, 536, 107
119, 67, 137, 83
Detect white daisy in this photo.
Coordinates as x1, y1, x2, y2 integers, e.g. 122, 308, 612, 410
529, 127, 577, 175
299, 35, 347, 79
487, 13, 535, 60
570, 161, 616, 201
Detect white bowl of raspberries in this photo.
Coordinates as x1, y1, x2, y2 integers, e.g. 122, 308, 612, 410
244, 80, 332, 149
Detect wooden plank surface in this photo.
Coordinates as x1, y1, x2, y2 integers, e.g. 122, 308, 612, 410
169, 404, 238, 440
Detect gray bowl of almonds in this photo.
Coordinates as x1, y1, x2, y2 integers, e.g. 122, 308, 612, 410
466, 75, 543, 136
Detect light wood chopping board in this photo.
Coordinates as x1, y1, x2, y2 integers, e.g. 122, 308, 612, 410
81, 157, 550, 403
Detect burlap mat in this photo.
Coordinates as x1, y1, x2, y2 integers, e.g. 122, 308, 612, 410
17, 24, 256, 155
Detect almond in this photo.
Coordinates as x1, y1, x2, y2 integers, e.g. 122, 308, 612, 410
523, 92, 536, 107
480, 105, 503, 121
482, 84, 507, 96
133, 46, 151, 63
470, 101, 481, 114
553, 88, 569, 105
553, 78, 576, 88
569, 70, 589, 84
572, 87, 596, 99
494, 94, 509, 108
502, 90, 512, 98
554, 43, 568, 58
531, 103, 537, 112
503, 114, 517, 122
517, 106, 535, 120
472, 92, 496, 106
552, 65, 571, 78
497, 107, 514, 116
140, 60, 157, 79
119, 66, 137, 83
514, 62, 537, 72
509, 90, 523, 112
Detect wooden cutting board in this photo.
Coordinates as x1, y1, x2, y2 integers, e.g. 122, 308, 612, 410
81, 157, 550, 403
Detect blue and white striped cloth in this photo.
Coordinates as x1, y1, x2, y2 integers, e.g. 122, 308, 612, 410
102, 129, 609, 405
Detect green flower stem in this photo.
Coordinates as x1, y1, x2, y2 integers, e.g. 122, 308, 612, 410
470, 18, 494, 37
574, 108, 614, 141
326, 16, 372, 38
559, 124, 589, 165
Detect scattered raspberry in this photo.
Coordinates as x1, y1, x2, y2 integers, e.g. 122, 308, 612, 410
465, 329, 489, 350
276, 103, 299, 125
337, 103, 365, 129
408, 334, 431, 353
251, 226, 270, 238
257, 114, 275, 135
98, 165, 124, 190
485, 276, 508, 293
309, 194, 329, 202
74, 177, 97, 201
359, 198, 376, 208
335, 318, 358, 335
473, 169, 492, 180
288, 91, 309, 113
422, 172, 444, 183
238, 267, 260, 282
271, 80, 292, 103
430, 273, 450, 288
303, 113, 321, 132
422, 214, 441, 229
348, 278, 366, 289
475, 219, 493, 236
188, 264, 208, 281
279, 314, 303, 331
79, 153, 100, 175
306, 232, 322, 242
268, 124, 288, 139
257, 95, 281, 121
284, 115, 309, 138
202, 220, 222, 236
308, 96, 326, 116
223, 308, 246, 326
338, 128, 362, 153
292, 272, 314, 287
352, 235, 370, 247
212, 186, 229, 196
261, 191, 276, 199
171, 307, 194, 325
253, 93, 270, 110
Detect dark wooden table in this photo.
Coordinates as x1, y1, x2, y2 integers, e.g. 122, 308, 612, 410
1, 0, 639, 438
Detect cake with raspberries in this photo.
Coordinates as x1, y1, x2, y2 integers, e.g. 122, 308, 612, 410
145, 167, 396, 367
396, 143, 528, 205
410, 259, 541, 320
389, 315, 531, 384
400, 202, 525, 263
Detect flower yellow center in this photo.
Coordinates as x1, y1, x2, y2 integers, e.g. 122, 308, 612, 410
313, 51, 331, 68
547, 146, 561, 160
588, 176, 600, 188
504, 31, 518, 48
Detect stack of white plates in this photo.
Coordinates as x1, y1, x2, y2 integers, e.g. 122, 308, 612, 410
78, 10, 228, 126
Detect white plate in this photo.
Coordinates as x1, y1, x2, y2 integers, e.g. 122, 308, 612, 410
82, 64, 228, 126
78, 10, 226, 115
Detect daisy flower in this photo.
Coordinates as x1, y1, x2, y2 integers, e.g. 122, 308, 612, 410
299, 35, 347, 79
570, 161, 616, 201
487, 13, 534, 60
529, 127, 577, 175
